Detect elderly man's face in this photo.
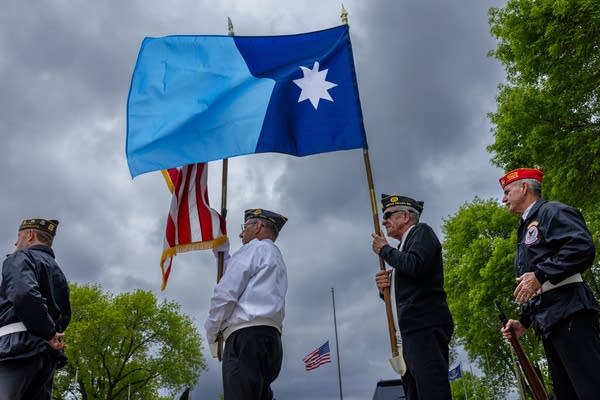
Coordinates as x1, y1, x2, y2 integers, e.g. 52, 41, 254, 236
502, 181, 528, 214
15, 229, 32, 250
239, 219, 261, 244
382, 208, 410, 240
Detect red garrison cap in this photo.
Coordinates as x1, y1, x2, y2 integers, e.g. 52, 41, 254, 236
499, 168, 544, 188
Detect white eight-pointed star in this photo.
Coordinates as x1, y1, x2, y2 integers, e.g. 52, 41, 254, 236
293, 61, 338, 110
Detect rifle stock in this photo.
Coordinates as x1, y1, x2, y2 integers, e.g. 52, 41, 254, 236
495, 301, 548, 400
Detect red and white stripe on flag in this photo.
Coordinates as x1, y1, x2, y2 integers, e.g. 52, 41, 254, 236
160, 163, 227, 290
302, 341, 332, 371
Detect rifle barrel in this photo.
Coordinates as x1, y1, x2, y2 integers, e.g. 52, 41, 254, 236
496, 302, 548, 400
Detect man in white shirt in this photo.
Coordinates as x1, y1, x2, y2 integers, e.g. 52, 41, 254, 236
205, 208, 288, 400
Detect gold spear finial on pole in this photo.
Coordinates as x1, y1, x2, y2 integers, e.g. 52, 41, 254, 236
227, 16, 235, 36
340, 4, 348, 24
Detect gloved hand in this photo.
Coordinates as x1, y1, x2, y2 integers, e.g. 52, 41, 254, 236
209, 341, 219, 358
212, 239, 230, 257
209, 332, 224, 358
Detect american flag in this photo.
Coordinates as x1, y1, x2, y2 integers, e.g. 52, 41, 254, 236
160, 163, 227, 290
302, 341, 332, 371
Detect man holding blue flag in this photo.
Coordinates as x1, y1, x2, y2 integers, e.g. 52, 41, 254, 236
372, 194, 454, 400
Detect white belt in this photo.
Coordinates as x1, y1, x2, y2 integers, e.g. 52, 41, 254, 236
222, 318, 282, 341
0, 322, 27, 338
538, 273, 583, 294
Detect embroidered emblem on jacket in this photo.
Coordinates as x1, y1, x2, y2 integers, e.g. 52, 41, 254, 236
524, 221, 540, 245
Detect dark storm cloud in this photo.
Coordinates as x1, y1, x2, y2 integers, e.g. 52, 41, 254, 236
0, 1, 507, 399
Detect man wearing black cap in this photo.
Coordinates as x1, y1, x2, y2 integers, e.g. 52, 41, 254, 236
372, 195, 453, 400
205, 208, 288, 400
0, 218, 71, 400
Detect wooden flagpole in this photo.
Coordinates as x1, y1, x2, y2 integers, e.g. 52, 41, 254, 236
341, 5, 399, 361
215, 16, 234, 363
363, 149, 399, 358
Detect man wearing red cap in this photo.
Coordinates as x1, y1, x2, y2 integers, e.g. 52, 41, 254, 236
499, 168, 600, 399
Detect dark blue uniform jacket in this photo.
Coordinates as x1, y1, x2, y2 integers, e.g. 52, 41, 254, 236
379, 223, 453, 334
517, 200, 598, 336
0, 245, 70, 360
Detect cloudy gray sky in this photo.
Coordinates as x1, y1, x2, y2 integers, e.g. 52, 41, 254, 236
0, 0, 507, 398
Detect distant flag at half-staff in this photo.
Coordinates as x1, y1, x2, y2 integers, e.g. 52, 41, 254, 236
126, 24, 367, 177
303, 341, 332, 371
160, 163, 227, 290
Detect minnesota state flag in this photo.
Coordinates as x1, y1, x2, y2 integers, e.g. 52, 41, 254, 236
126, 25, 367, 177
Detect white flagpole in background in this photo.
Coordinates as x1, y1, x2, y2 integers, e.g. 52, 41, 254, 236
73, 368, 79, 399
331, 287, 344, 400
462, 363, 469, 400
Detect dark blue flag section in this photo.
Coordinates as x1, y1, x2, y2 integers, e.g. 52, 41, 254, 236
127, 25, 367, 177
448, 364, 462, 381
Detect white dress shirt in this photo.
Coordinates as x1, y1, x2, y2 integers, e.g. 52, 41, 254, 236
522, 199, 539, 220
390, 224, 416, 343
204, 238, 288, 345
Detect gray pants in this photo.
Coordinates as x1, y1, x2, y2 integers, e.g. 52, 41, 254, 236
0, 351, 55, 400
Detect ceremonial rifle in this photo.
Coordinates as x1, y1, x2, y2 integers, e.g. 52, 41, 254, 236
495, 301, 548, 400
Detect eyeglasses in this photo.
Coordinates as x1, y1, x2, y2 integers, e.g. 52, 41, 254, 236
382, 210, 402, 220
240, 221, 258, 232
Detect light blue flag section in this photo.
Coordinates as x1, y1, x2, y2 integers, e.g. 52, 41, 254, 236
126, 25, 367, 177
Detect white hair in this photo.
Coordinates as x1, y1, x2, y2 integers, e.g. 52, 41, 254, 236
521, 178, 542, 196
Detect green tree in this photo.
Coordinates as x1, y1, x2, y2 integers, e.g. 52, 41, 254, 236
487, 0, 600, 237
450, 370, 496, 400
52, 283, 206, 400
443, 198, 549, 398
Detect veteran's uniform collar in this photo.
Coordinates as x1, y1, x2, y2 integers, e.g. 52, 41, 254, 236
522, 200, 538, 220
